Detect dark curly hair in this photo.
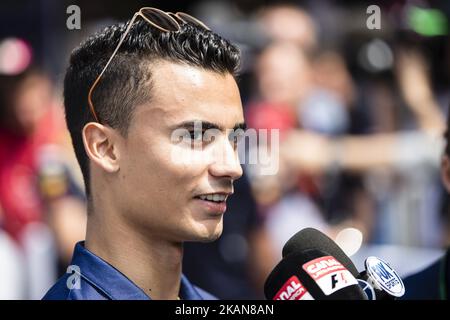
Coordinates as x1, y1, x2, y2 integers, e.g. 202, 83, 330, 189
64, 17, 241, 197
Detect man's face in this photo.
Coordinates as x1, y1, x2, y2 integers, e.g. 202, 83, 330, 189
257, 43, 312, 106
5, 74, 52, 136
116, 61, 244, 243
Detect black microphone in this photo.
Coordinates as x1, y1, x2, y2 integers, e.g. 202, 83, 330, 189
282, 228, 405, 300
264, 248, 368, 300
282, 228, 359, 276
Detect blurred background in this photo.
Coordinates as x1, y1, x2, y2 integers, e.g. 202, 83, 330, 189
1, 0, 450, 299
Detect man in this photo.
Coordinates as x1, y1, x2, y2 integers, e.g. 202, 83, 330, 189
401, 126, 450, 300
43, 8, 245, 300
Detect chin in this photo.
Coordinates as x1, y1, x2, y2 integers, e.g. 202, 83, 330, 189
202, 231, 222, 242
191, 220, 224, 242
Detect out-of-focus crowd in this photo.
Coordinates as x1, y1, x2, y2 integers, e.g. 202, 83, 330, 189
1, 0, 450, 299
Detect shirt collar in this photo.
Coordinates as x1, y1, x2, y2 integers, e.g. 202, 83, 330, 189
71, 241, 204, 300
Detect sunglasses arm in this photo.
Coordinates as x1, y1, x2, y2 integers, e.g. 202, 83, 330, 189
87, 13, 140, 122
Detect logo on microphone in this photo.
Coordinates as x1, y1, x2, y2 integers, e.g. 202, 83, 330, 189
365, 256, 405, 297
357, 279, 376, 300
303, 256, 358, 295
273, 276, 314, 300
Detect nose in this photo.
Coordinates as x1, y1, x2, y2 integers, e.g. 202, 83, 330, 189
209, 136, 243, 181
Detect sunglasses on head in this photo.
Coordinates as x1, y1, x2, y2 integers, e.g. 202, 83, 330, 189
87, 7, 210, 123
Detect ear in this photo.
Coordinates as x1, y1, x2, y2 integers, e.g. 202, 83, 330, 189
441, 155, 450, 193
82, 122, 121, 173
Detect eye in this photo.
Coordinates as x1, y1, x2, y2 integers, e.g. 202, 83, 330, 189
229, 129, 245, 146
189, 130, 204, 141
189, 129, 218, 144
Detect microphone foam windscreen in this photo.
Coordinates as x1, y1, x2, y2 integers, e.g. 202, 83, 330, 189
282, 228, 359, 277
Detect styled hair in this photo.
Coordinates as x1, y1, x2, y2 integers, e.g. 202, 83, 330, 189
64, 18, 241, 196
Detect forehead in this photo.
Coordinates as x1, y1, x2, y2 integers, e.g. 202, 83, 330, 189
132, 60, 244, 129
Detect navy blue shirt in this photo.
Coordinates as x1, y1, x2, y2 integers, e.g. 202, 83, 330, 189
42, 241, 217, 300
402, 248, 450, 300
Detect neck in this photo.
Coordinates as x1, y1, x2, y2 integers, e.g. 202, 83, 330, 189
85, 201, 183, 300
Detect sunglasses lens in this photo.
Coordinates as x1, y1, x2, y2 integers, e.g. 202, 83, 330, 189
141, 8, 180, 31
167, 12, 184, 24
176, 12, 210, 31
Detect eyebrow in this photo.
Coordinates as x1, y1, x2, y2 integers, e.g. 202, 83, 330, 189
173, 120, 247, 131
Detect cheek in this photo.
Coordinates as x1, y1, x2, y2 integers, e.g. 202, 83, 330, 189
122, 138, 209, 199
162, 144, 212, 191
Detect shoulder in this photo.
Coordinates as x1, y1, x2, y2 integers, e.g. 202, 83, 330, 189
402, 258, 441, 300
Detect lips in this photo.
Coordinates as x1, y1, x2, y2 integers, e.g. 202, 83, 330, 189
194, 197, 227, 215
193, 192, 231, 215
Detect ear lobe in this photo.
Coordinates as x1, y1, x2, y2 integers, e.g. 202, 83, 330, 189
82, 122, 121, 173
441, 155, 450, 193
